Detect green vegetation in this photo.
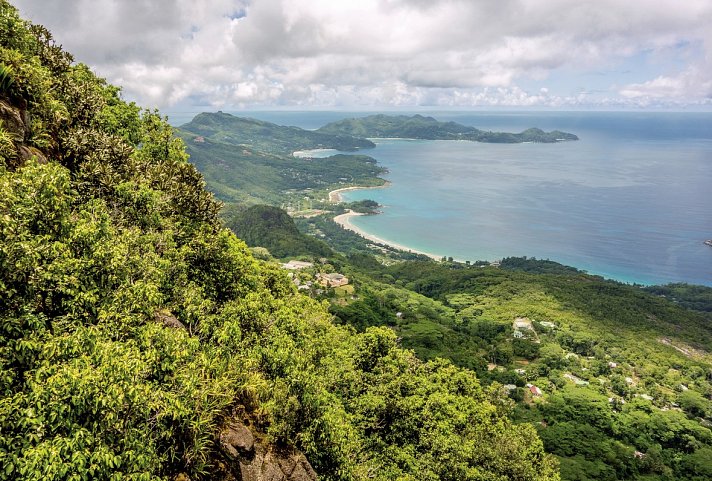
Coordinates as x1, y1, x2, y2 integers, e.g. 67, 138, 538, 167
167, 88, 712, 481
230, 204, 712, 480
317, 114, 579, 143
644, 283, 712, 313
174, 112, 387, 208
295, 213, 432, 261
0, 3, 558, 480
323, 258, 712, 480
346, 199, 381, 214
224, 204, 333, 258
174, 127, 386, 206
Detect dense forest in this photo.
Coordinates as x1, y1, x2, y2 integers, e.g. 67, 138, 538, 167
0, 2, 558, 480
244, 207, 712, 480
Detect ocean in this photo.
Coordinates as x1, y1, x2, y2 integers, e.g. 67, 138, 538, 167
169, 110, 712, 286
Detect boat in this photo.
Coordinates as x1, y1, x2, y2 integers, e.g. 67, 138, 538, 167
705, 240, 712, 247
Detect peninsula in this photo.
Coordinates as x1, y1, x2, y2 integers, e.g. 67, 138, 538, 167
317, 113, 579, 143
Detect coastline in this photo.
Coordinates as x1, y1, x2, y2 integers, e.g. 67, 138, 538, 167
333, 210, 441, 260
328, 182, 390, 202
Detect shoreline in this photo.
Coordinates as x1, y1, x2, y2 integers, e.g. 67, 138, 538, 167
333, 210, 441, 260
328, 182, 390, 203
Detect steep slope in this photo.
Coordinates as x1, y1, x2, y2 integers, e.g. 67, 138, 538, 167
224, 204, 333, 258
318, 114, 579, 143
0, 3, 558, 481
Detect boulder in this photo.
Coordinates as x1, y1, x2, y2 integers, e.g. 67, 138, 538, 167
219, 422, 255, 460
216, 421, 317, 481
154, 309, 186, 330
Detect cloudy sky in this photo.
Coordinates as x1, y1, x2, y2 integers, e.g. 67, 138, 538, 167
13, 0, 712, 110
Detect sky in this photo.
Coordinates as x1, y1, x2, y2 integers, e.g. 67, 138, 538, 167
13, 0, 712, 110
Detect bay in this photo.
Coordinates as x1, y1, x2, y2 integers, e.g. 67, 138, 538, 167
169, 110, 712, 286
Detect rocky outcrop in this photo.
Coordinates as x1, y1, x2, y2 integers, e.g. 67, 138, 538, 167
215, 421, 317, 481
0, 98, 26, 139
154, 309, 186, 330
0, 97, 46, 167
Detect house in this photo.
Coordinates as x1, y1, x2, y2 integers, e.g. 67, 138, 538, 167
317, 272, 349, 288
193, 136, 205, 143
608, 361, 618, 368
528, 385, 542, 396
281, 260, 314, 270
513, 317, 533, 330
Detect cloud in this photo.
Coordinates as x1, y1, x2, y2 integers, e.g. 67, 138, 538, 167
12, 0, 712, 108
619, 67, 712, 104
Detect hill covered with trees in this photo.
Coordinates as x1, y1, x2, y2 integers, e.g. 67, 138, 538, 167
0, 2, 558, 480
223, 204, 333, 259
175, 114, 386, 206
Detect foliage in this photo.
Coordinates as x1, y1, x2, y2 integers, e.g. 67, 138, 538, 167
346, 199, 380, 214
295, 214, 431, 261
328, 256, 712, 480
223, 204, 333, 259
644, 283, 712, 313
0, 4, 558, 481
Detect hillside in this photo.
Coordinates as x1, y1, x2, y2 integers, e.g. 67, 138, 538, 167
0, 3, 558, 481
317, 114, 579, 143
175, 116, 386, 206
276, 224, 712, 480
212, 167, 712, 479
224, 204, 333, 258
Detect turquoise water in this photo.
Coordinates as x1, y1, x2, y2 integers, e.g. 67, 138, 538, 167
169, 110, 712, 286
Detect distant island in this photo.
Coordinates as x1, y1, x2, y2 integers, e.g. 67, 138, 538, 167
317, 113, 579, 143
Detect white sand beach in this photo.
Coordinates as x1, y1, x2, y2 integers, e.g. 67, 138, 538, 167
333, 210, 441, 260
327, 183, 390, 203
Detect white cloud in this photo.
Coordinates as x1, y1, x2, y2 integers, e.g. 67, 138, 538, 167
12, 0, 712, 108
619, 67, 712, 105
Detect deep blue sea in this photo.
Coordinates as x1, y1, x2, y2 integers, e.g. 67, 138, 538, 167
168, 110, 712, 286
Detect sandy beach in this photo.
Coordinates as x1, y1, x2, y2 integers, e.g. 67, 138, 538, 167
333, 210, 441, 260
328, 183, 390, 203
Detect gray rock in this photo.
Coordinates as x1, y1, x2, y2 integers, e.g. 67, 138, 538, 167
0, 99, 26, 139
219, 422, 255, 460
154, 310, 186, 330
